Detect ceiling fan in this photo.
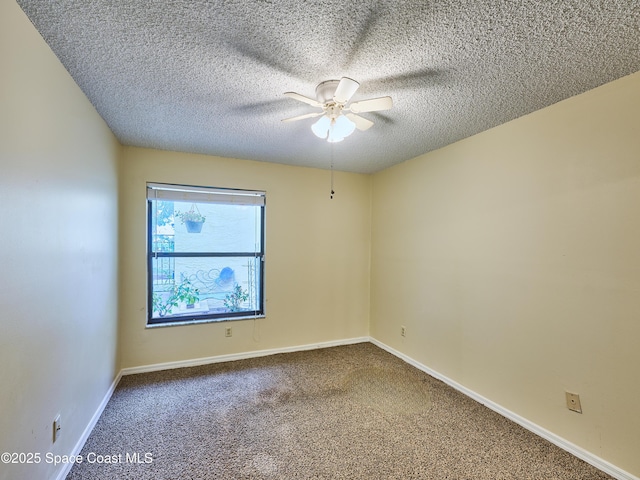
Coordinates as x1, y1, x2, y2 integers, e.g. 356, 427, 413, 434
282, 77, 392, 142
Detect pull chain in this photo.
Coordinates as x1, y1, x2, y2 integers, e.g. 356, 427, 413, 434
330, 142, 335, 199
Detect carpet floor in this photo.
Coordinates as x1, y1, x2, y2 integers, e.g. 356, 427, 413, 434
67, 343, 612, 479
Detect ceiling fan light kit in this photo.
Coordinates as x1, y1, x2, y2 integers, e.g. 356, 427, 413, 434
283, 77, 393, 142
311, 114, 356, 143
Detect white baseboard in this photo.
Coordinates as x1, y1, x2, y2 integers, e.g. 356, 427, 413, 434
369, 337, 638, 480
54, 370, 122, 480
120, 336, 370, 376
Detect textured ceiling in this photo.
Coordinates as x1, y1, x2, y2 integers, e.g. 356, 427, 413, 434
17, 0, 640, 173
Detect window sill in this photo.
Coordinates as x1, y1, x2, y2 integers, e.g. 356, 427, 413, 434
146, 314, 265, 329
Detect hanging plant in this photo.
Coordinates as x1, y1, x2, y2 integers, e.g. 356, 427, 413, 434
175, 204, 206, 233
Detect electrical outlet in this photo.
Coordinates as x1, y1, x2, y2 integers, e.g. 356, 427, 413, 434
401, 325, 406, 337
225, 327, 232, 337
566, 392, 582, 413
53, 415, 61, 443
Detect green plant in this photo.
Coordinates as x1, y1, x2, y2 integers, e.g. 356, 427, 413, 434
224, 283, 249, 312
175, 205, 205, 224
152, 278, 200, 315
152, 292, 162, 312
153, 291, 177, 316
174, 278, 200, 306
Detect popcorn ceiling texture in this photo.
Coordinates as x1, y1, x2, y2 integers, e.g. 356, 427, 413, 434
17, 0, 640, 173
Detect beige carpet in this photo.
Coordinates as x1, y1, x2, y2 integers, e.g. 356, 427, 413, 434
67, 343, 612, 479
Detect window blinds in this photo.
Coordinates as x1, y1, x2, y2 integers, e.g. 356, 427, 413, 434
147, 183, 265, 206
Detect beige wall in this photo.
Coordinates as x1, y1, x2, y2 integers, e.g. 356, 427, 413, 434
0, 3, 120, 480
371, 71, 640, 476
118, 147, 371, 368
4, 0, 638, 476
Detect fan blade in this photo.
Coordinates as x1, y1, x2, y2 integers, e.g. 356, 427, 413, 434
345, 113, 374, 131
349, 96, 393, 114
333, 77, 360, 103
282, 112, 324, 123
284, 92, 321, 107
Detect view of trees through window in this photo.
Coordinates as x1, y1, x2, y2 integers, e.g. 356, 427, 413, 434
147, 184, 265, 325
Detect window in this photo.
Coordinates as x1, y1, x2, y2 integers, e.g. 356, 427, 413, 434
147, 183, 265, 326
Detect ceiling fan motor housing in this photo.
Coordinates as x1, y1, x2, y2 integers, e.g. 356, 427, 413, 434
315, 80, 341, 104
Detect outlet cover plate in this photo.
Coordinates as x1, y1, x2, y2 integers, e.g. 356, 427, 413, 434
53, 415, 61, 442
566, 392, 582, 413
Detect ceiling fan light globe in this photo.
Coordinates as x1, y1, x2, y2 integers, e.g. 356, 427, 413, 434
311, 115, 331, 139
332, 114, 356, 139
